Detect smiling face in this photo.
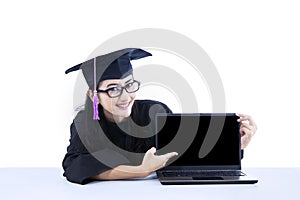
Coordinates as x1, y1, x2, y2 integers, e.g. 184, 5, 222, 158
96, 74, 137, 123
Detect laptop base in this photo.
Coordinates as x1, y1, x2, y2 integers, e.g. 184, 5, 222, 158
157, 172, 258, 185
159, 179, 258, 185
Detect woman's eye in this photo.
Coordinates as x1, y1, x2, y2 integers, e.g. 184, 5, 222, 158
108, 87, 119, 91
107, 87, 117, 91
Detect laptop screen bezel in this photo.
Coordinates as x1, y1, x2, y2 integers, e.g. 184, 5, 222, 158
155, 113, 242, 171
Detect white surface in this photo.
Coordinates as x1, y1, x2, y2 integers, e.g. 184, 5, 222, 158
0, 168, 299, 200
0, 1, 300, 167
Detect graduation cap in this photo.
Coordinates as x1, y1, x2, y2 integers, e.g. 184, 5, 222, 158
65, 48, 152, 120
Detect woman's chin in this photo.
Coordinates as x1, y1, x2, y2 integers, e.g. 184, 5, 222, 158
112, 109, 131, 120
114, 105, 133, 117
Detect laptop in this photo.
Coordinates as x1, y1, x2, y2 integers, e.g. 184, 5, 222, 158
155, 113, 258, 185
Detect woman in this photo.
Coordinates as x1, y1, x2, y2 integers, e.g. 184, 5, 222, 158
62, 48, 257, 184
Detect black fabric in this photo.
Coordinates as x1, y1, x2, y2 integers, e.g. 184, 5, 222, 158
62, 99, 245, 184
62, 100, 172, 184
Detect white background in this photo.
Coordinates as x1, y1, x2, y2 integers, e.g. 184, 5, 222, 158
0, 0, 299, 167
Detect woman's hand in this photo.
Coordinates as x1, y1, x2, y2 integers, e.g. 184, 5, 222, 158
236, 113, 257, 149
92, 147, 177, 180
140, 147, 178, 176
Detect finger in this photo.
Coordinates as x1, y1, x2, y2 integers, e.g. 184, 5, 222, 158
240, 123, 252, 130
240, 122, 256, 135
241, 132, 251, 149
236, 113, 243, 122
242, 116, 255, 126
240, 127, 254, 138
161, 152, 178, 160
237, 113, 249, 122
248, 117, 257, 129
240, 126, 247, 136
238, 114, 256, 127
241, 137, 247, 149
162, 160, 168, 168
147, 147, 156, 154
240, 126, 250, 137
236, 113, 250, 118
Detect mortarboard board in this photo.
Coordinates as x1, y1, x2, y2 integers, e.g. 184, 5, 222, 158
65, 48, 152, 120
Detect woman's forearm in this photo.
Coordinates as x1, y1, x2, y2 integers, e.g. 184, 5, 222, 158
91, 147, 178, 181
91, 165, 151, 180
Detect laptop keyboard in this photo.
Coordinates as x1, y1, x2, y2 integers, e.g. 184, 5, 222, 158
162, 170, 246, 177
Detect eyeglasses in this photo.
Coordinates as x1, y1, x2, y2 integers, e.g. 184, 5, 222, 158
97, 80, 141, 98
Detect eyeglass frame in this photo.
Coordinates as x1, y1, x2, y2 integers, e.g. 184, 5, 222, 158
97, 80, 141, 98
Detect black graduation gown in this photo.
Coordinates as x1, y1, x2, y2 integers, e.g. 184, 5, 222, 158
62, 100, 172, 184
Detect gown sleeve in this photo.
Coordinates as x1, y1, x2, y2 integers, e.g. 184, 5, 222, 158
62, 122, 130, 184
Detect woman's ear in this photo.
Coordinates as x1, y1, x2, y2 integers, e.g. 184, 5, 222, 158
87, 89, 101, 103
87, 90, 94, 101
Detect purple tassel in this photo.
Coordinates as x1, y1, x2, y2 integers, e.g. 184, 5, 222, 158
93, 91, 100, 120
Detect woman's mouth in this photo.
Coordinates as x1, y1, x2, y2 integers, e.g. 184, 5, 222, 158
116, 102, 131, 110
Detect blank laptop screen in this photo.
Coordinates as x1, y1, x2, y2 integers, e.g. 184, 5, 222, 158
156, 114, 241, 167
